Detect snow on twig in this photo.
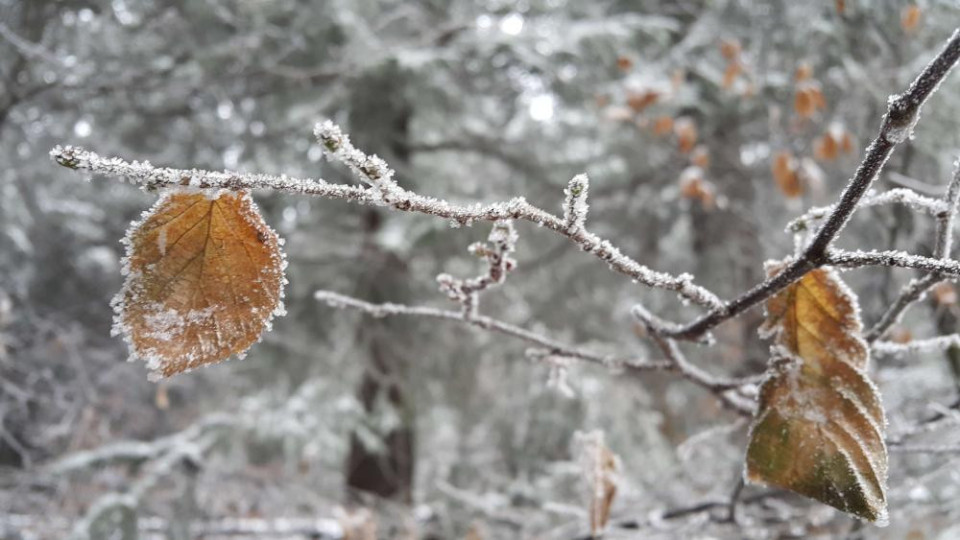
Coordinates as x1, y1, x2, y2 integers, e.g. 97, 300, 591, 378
866, 160, 960, 341
50, 132, 722, 309
314, 290, 664, 373
873, 334, 960, 358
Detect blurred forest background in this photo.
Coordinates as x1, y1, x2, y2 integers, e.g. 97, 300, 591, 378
2, 0, 960, 538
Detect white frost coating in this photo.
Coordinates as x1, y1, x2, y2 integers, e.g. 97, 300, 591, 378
51, 133, 722, 309
873, 334, 960, 358
49, 145, 374, 203
827, 248, 960, 277
562, 173, 590, 232
786, 188, 949, 233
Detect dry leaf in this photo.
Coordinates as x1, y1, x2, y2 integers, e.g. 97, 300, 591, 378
795, 61, 813, 82
691, 145, 710, 168
720, 38, 741, 61
748, 264, 888, 524
772, 151, 802, 199
652, 115, 674, 136
575, 431, 619, 537
901, 5, 921, 32
626, 89, 659, 113
114, 189, 286, 379
839, 130, 855, 155
932, 282, 957, 306
674, 117, 698, 154
835, 0, 846, 15
814, 134, 839, 162
794, 82, 827, 120
679, 166, 716, 209
616, 55, 633, 71
760, 264, 869, 369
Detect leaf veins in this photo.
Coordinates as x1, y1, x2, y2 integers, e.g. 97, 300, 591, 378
747, 262, 888, 524
113, 189, 286, 379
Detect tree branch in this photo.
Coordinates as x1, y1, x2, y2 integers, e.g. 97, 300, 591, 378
657, 29, 960, 341
314, 290, 667, 373
866, 161, 960, 341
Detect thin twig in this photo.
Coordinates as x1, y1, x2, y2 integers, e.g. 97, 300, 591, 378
314, 290, 666, 372
866, 162, 960, 341
826, 249, 960, 275
785, 188, 949, 234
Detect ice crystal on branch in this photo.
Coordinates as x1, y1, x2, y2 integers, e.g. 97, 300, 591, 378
562, 173, 590, 232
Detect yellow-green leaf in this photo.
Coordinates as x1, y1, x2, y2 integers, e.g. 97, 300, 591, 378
747, 263, 888, 524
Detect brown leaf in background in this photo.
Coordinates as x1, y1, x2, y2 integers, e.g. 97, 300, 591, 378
720, 38, 741, 61
626, 89, 659, 113
691, 145, 710, 168
115, 190, 286, 379
772, 151, 802, 199
901, 5, 921, 33
748, 264, 887, 523
576, 431, 620, 537
674, 117, 698, 153
679, 166, 716, 210
794, 83, 826, 120
652, 115, 674, 136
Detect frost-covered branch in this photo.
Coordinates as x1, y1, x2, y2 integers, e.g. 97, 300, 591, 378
873, 334, 960, 358
631, 304, 757, 415
866, 161, 960, 341
785, 188, 949, 234
312, 121, 722, 309
826, 249, 960, 276
314, 290, 666, 373
437, 221, 517, 317
50, 139, 722, 309
658, 29, 960, 341
562, 174, 590, 233
50, 145, 374, 201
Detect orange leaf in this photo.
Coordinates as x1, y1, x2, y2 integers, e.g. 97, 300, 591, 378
679, 166, 716, 209
795, 61, 813, 82
814, 134, 839, 162
748, 264, 888, 524
759, 264, 868, 370
616, 55, 633, 71
626, 89, 659, 113
772, 151, 802, 198
901, 5, 921, 32
720, 38, 741, 61
114, 190, 286, 379
652, 115, 674, 136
